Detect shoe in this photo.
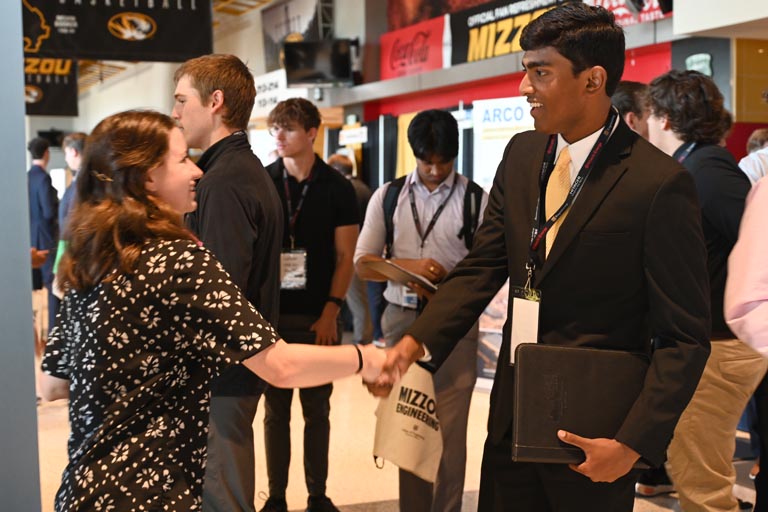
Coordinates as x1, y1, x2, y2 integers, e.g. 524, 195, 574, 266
372, 339, 387, 348
259, 496, 288, 512
738, 499, 754, 511
635, 466, 674, 497
306, 495, 340, 512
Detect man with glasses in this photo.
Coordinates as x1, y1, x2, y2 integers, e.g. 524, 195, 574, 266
260, 98, 359, 512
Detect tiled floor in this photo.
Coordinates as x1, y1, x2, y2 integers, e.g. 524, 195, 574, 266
36, 366, 758, 512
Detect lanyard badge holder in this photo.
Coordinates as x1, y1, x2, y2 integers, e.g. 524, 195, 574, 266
280, 169, 312, 290
509, 108, 619, 365
400, 179, 457, 309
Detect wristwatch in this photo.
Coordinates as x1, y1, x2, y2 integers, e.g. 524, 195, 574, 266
326, 296, 344, 307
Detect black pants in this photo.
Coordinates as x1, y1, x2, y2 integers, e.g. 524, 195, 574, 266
755, 373, 768, 512
262, 314, 340, 498
478, 429, 638, 511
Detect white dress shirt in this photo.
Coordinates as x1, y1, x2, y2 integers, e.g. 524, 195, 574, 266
354, 170, 488, 306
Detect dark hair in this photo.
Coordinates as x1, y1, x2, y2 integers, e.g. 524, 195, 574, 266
267, 98, 322, 130
59, 110, 193, 291
407, 109, 459, 162
520, 3, 625, 96
648, 70, 727, 145
612, 81, 649, 117
174, 54, 256, 130
27, 137, 50, 159
62, 132, 87, 154
327, 153, 354, 175
747, 128, 768, 153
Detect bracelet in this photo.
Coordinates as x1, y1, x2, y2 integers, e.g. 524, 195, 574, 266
326, 296, 344, 307
353, 344, 363, 374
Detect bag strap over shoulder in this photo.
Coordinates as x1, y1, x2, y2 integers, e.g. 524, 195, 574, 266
459, 180, 484, 251
382, 176, 407, 258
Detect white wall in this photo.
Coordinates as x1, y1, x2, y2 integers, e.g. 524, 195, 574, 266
214, 8, 267, 76
75, 62, 177, 132
674, 0, 768, 35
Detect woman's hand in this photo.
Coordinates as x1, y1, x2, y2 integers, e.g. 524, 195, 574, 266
359, 344, 387, 383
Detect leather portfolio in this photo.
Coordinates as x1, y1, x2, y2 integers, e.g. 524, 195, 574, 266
512, 343, 650, 466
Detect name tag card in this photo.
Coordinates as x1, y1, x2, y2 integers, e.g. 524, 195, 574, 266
509, 286, 541, 365
281, 249, 307, 290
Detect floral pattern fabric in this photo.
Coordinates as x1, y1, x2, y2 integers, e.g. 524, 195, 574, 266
42, 239, 278, 511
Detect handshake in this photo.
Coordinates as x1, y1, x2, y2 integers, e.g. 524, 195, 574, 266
357, 335, 426, 397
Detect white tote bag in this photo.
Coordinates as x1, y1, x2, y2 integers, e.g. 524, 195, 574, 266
373, 364, 443, 482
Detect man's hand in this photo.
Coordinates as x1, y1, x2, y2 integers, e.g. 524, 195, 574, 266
397, 258, 447, 283
310, 310, 339, 345
407, 280, 434, 301
366, 335, 425, 397
31, 247, 49, 269
558, 430, 640, 482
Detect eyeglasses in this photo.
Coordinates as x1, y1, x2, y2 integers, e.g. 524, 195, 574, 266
268, 125, 300, 137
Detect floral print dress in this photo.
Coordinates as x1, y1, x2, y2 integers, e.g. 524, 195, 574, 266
42, 239, 278, 511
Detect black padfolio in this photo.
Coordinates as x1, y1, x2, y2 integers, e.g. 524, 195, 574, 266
512, 343, 650, 467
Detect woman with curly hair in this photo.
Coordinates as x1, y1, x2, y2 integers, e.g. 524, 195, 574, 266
40, 110, 384, 511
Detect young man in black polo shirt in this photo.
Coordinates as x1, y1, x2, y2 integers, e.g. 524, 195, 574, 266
261, 98, 359, 512
173, 54, 284, 512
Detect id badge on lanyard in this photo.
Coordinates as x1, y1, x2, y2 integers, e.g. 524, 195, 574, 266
280, 249, 307, 290
509, 272, 541, 365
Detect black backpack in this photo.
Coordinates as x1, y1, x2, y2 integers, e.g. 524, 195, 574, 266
382, 175, 484, 258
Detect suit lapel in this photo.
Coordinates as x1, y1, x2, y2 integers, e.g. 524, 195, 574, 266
535, 122, 636, 285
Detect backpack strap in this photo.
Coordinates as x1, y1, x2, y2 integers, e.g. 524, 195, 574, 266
459, 180, 484, 251
382, 176, 407, 258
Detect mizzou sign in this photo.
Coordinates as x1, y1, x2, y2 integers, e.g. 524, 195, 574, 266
22, 0, 211, 62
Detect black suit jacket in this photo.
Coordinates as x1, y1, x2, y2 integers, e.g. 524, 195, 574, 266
28, 164, 59, 288
408, 120, 711, 467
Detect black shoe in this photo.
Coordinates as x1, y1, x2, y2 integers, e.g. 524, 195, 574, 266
306, 495, 340, 512
259, 496, 288, 512
635, 466, 674, 496
738, 499, 754, 511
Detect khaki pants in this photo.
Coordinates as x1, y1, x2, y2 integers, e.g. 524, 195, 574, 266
667, 339, 768, 512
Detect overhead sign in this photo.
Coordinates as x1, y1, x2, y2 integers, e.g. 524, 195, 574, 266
25, 58, 78, 116
450, 0, 563, 66
252, 69, 308, 120
582, 0, 671, 27
22, 0, 212, 62
380, 15, 448, 80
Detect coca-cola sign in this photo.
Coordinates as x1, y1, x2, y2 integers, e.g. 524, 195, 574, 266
381, 16, 445, 80
390, 31, 432, 71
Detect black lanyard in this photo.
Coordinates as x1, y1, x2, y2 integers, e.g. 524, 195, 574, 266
527, 108, 619, 275
408, 176, 458, 249
676, 141, 697, 163
282, 168, 313, 246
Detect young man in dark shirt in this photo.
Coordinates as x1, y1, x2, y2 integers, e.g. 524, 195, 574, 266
173, 54, 284, 512
647, 69, 768, 512
260, 98, 359, 512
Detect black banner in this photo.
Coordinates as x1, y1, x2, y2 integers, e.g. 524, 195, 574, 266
22, 0, 212, 62
25, 58, 78, 116
450, 0, 566, 66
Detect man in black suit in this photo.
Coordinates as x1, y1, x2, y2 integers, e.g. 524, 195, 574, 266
371, 4, 711, 511
27, 136, 58, 334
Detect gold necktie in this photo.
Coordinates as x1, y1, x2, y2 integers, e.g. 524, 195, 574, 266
545, 146, 572, 257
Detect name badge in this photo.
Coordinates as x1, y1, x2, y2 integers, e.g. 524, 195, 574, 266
509, 286, 541, 365
281, 249, 307, 290
402, 288, 419, 309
